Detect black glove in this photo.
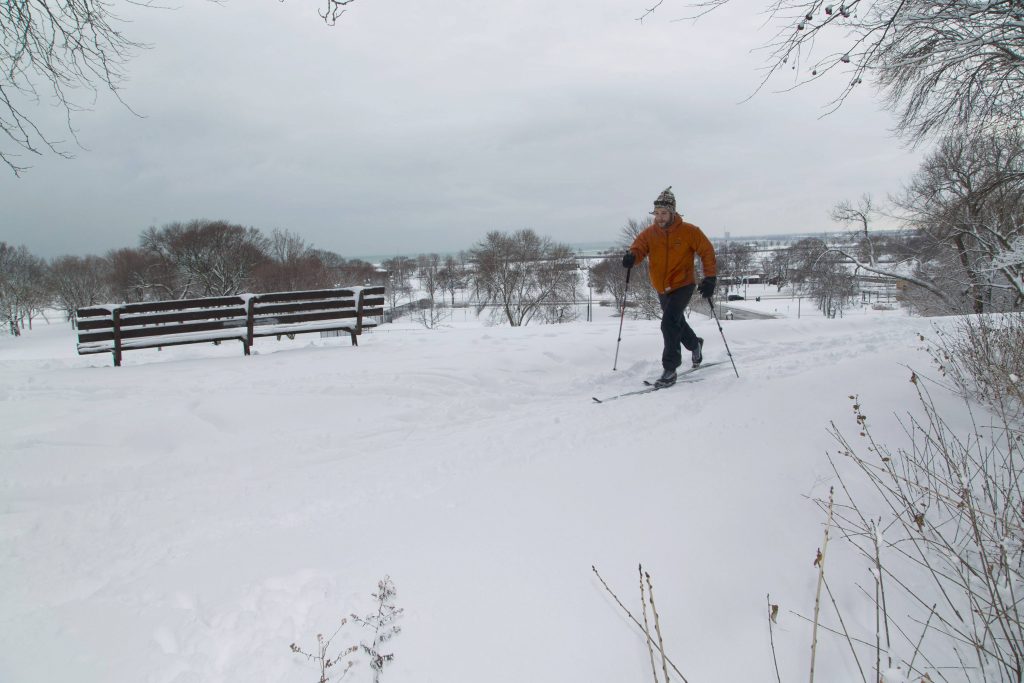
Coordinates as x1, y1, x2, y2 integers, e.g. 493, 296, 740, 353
622, 251, 636, 269
697, 276, 716, 299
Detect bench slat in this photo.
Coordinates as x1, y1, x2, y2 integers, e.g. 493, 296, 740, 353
251, 319, 377, 339
252, 309, 359, 327
78, 306, 249, 331
253, 299, 356, 316
120, 307, 248, 328
78, 318, 248, 344
79, 329, 248, 354
79, 296, 246, 318
254, 288, 356, 304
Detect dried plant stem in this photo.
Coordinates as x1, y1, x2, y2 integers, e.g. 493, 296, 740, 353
767, 594, 782, 683
640, 564, 662, 683
788, 611, 875, 648
809, 487, 835, 683
909, 604, 938, 675
823, 575, 867, 683
592, 565, 690, 683
871, 521, 893, 679
646, 570, 672, 683
874, 548, 882, 683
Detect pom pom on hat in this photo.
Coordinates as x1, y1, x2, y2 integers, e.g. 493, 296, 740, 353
653, 186, 676, 212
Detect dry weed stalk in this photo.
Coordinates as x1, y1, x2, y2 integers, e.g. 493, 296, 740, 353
352, 576, 403, 683
592, 565, 691, 683
767, 595, 782, 683
641, 564, 662, 683
289, 620, 358, 683
809, 487, 835, 683
871, 520, 893, 679
822, 572, 868, 682
646, 569, 672, 683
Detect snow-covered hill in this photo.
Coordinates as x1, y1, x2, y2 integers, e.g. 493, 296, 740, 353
0, 307, 955, 682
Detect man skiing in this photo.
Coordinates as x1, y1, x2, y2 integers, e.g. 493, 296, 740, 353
622, 187, 718, 388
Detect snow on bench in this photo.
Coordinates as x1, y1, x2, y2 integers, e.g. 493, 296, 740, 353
76, 286, 386, 367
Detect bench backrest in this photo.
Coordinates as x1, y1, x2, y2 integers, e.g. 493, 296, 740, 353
77, 296, 249, 354
249, 286, 385, 338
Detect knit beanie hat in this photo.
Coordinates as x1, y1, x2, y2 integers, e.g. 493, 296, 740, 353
653, 186, 676, 212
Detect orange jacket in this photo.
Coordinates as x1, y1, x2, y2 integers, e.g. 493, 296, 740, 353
629, 215, 717, 294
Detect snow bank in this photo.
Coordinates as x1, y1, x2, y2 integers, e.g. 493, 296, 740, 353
1, 309, 956, 682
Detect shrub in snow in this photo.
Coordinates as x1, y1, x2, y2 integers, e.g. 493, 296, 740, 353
352, 576, 403, 683
289, 618, 358, 683
290, 575, 403, 683
810, 377, 1024, 682
921, 313, 1024, 422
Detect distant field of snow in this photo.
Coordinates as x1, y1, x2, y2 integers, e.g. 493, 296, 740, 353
0, 303, 968, 683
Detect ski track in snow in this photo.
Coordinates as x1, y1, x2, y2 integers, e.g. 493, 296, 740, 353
0, 310, 953, 683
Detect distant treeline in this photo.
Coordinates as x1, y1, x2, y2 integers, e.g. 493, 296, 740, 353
0, 220, 382, 335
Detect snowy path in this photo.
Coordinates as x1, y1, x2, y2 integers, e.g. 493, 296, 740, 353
0, 311, 943, 682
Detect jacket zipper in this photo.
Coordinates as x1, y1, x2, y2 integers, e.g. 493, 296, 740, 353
663, 227, 671, 293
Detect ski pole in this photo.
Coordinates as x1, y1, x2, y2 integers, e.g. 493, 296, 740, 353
613, 267, 631, 371
707, 298, 739, 378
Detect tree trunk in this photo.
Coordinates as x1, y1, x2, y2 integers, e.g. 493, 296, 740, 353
953, 235, 984, 313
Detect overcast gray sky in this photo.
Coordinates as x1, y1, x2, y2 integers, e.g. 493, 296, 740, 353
0, 0, 922, 259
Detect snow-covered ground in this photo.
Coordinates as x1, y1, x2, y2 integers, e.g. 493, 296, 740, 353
1, 303, 964, 682
717, 283, 899, 319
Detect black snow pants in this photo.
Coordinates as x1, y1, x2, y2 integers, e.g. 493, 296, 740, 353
658, 284, 700, 371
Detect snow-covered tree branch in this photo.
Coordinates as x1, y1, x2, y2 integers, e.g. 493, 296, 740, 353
653, 0, 1024, 142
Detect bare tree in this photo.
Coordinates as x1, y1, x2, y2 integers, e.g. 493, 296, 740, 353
762, 247, 794, 290
268, 228, 309, 264
619, 217, 662, 319
140, 219, 270, 298
831, 194, 874, 240
715, 241, 756, 297
381, 256, 416, 285
48, 254, 110, 326
788, 237, 859, 317
105, 247, 157, 303
469, 229, 578, 326
897, 132, 1024, 313
1, 1, 358, 175
651, 0, 1024, 143
812, 135, 1024, 316
819, 202, 961, 313
588, 255, 629, 312
808, 254, 859, 318
832, 194, 896, 276
381, 256, 415, 314
762, 253, 779, 288
330, 256, 380, 287
0, 242, 48, 335
413, 253, 446, 328
253, 230, 335, 292
437, 254, 465, 307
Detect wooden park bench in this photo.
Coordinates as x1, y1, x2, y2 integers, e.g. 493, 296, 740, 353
76, 285, 385, 367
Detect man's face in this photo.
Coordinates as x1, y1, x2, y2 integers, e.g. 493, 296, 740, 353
653, 207, 673, 227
